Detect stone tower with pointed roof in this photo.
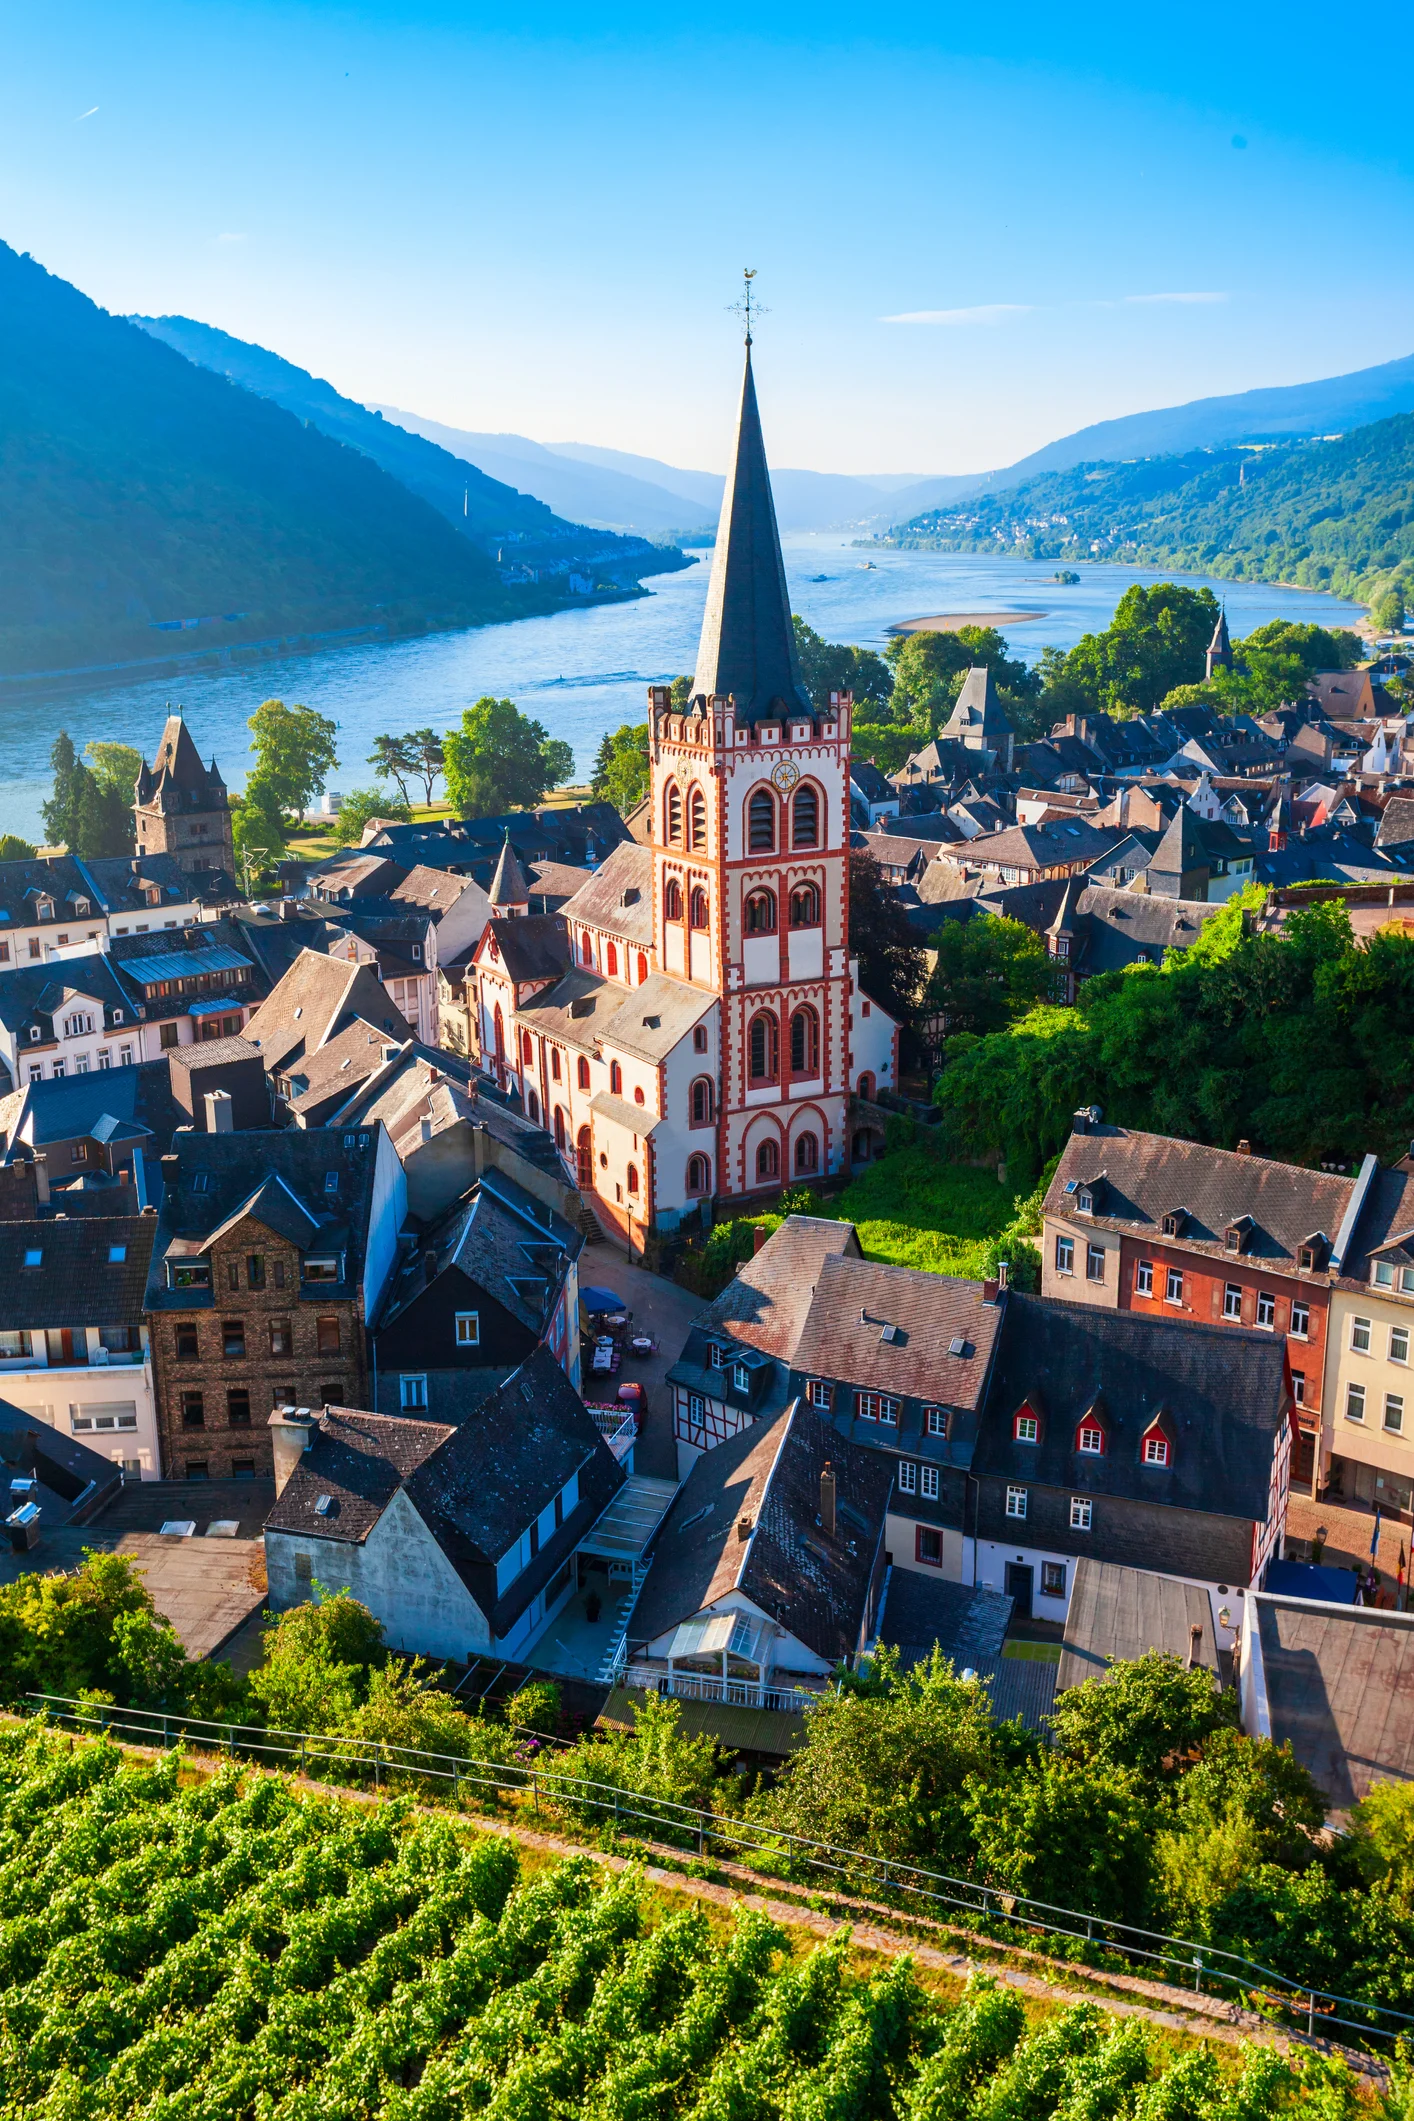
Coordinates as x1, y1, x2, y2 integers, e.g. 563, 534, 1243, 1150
487, 834, 530, 916
134, 709, 234, 885
1205, 607, 1233, 680
939, 665, 1015, 772
642, 346, 876, 1197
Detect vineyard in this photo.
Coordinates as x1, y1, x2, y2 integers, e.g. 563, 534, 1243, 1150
0, 1724, 1372, 2120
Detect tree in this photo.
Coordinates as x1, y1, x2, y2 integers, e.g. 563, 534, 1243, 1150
1375, 585, 1409, 635
0, 835, 35, 862
849, 848, 926, 1033
1041, 583, 1221, 717
230, 784, 288, 889
590, 723, 651, 814
83, 741, 143, 799
885, 624, 1044, 740
963, 1757, 1152, 1923
927, 915, 1053, 1039
751, 1645, 997, 1872
443, 696, 574, 818
792, 615, 892, 714
1047, 1651, 1236, 1786
410, 727, 446, 805
1349, 1778, 1414, 1906
332, 787, 411, 847
1153, 1727, 1325, 1937
246, 1583, 386, 1733
1237, 619, 1364, 674
39, 730, 132, 858
367, 733, 417, 807
247, 698, 339, 821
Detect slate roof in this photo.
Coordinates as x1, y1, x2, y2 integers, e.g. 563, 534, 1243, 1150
0, 1058, 183, 1157
589, 1090, 664, 1137
0, 955, 136, 1037
975, 1293, 1287, 1526
792, 1256, 1001, 1409
478, 914, 571, 985
1307, 670, 1375, 721
1377, 799, 1414, 850
145, 1129, 380, 1311
689, 348, 815, 724
266, 1408, 452, 1545
0, 1391, 122, 1520
851, 760, 896, 802
940, 666, 1012, 748
630, 1401, 892, 1665
242, 951, 412, 1074
878, 1570, 1013, 1675
283, 1018, 409, 1122
488, 838, 530, 908
527, 860, 594, 910
1338, 1165, 1414, 1286
0, 1216, 155, 1327
514, 966, 613, 1051
1044, 1123, 1356, 1282
374, 1171, 580, 1338
388, 865, 484, 916
600, 974, 713, 1062
0, 853, 206, 932
560, 842, 655, 946
944, 819, 1126, 875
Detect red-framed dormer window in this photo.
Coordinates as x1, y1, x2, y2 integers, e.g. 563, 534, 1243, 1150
1140, 1416, 1174, 1467
1013, 1403, 1040, 1445
1076, 1423, 1105, 1455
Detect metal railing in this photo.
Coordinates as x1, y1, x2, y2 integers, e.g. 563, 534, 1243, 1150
583, 1404, 638, 1458
19, 1691, 1414, 2053
624, 1665, 819, 1715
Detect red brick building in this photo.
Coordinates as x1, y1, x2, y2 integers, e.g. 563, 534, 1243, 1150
1043, 1116, 1360, 1491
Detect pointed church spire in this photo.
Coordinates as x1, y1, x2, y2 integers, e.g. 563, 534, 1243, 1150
1206, 605, 1232, 679
488, 833, 529, 910
691, 347, 813, 725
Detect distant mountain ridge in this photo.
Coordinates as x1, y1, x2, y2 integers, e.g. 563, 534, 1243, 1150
882, 413, 1414, 605
0, 242, 556, 680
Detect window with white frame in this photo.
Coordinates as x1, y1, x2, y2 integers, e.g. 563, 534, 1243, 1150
454, 1312, 480, 1346
807, 1379, 832, 1409
897, 1461, 917, 1494
920, 1464, 939, 1500
400, 1375, 428, 1408
1014, 1413, 1039, 1444
1143, 1434, 1170, 1465
1387, 1394, 1405, 1435
1392, 1326, 1410, 1365
688, 1392, 705, 1421
1256, 1290, 1276, 1329
1054, 1235, 1074, 1275
708, 1343, 727, 1369
1077, 1424, 1104, 1454
1223, 1283, 1242, 1320
1085, 1243, 1104, 1282
1291, 1300, 1310, 1338
855, 1391, 899, 1425
1292, 1370, 1306, 1405
1041, 1561, 1066, 1598
733, 1363, 750, 1392
1352, 1316, 1372, 1354
1134, 1260, 1153, 1297
923, 1406, 948, 1437
1005, 1485, 1027, 1519
1165, 1267, 1184, 1303
1347, 1381, 1366, 1423
1070, 1496, 1092, 1530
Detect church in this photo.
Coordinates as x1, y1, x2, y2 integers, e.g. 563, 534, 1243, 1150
471, 348, 899, 1245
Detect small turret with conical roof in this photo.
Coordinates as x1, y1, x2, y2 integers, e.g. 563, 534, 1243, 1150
487, 833, 530, 914
1206, 606, 1233, 680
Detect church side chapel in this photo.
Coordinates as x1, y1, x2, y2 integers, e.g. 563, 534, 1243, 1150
470, 344, 899, 1245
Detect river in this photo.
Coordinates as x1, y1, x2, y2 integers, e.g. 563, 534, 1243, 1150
0, 537, 1365, 841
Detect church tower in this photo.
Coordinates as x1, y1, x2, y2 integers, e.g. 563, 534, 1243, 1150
134, 709, 235, 885
645, 347, 861, 1195
1205, 607, 1233, 680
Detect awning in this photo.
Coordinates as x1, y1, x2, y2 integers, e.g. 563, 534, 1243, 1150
667, 1611, 768, 1666
577, 1474, 677, 1564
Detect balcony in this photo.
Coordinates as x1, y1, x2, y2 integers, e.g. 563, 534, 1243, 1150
624, 1659, 822, 1716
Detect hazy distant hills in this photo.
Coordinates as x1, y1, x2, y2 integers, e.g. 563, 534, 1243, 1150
0, 242, 555, 680
885, 413, 1414, 604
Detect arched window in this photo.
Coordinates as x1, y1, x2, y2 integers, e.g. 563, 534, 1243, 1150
610, 1059, 623, 1096
748, 788, 776, 853
577, 1055, 591, 1090
606, 940, 618, 976
551, 1048, 562, 1081
637, 952, 648, 983
521, 1030, 533, 1066
748, 1011, 779, 1083
581, 931, 593, 965
554, 1106, 566, 1149
687, 1153, 711, 1195
665, 782, 683, 846
857, 1070, 874, 1101
792, 783, 820, 849
689, 886, 709, 930
689, 785, 707, 851
690, 1077, 714, 1125
794, 1131, 819, 1174
745, 889, 777, 935
493, 1003, 505, 1057
756, 1137, 780, 1181
789, 882, 820, 928
527, 1089, 540, 1124
790, 1006, 820, 1077
627, 1163, 640, 1196
634, 1085, 645, 1106
664, 877, 683, 923
577, 1126, 592, 1188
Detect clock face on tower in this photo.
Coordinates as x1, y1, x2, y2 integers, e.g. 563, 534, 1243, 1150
770, 760, 800, 794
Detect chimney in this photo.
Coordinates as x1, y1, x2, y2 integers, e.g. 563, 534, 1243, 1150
1236, 1139, 1252, 1157
1186, 1623, 1204, 1670
278, 898, 294, 922
997, 1260, 1010, 1291
204, 1089, 234, 1134
753, 1225, 770, 1257
982, 1278, 999, 1305
267, 1406, 317, 1496
819, 1463, 837, 1538
737, 1514, 753, 1542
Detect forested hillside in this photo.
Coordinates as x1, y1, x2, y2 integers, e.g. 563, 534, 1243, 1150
885, 414, 1414, 606
0, 243, 546, 677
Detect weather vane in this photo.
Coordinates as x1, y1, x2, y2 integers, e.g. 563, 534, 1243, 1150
728, 268, 768, 345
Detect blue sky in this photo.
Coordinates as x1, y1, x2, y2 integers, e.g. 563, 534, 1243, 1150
2, 0, 1409, 474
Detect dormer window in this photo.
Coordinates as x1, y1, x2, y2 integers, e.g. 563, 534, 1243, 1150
1224, 1215, 1253, 1255
732, 1363, 750, 1392
1077, 1424, 1105, 1455
1161, 1208, 1187, 1238
708, 1342, 727, 1368
1076, 1186, 1093, 1214
1299, 1234, 1327, 1273
1143, 1435, 1171, 1466
1014, 1412, 1039, 1444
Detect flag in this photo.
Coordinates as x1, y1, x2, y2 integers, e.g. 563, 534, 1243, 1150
1372, 1506, 1382, 1560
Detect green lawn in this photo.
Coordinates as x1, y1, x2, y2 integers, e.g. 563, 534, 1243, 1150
830, 1147, 1021, 1277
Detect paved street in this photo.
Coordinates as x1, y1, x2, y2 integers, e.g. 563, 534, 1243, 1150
581, 1250, 708, 1483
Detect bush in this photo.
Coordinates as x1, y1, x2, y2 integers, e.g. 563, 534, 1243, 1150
1046, 1651, 1236, 1787
505, 1678, 562, 1738
246, 1583, 387, 1732
546, 1693, 724, 1842
963, 1758, 1152, 1925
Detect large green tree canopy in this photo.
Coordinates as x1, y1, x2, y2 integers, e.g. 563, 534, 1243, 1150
443, 695, 574, 818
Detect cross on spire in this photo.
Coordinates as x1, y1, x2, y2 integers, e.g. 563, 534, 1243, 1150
728, 267, 767, 347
